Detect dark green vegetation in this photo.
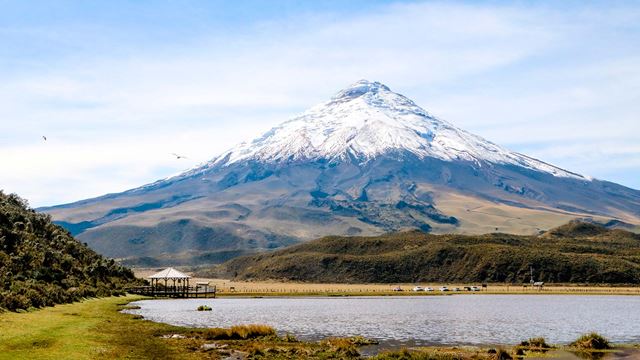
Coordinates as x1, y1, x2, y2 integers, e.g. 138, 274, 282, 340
196, 305, 212, 311
0, 192, 138, 311
211, 221, 640, 283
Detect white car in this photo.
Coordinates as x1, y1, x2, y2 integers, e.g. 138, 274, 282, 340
439, 286, 449, 292
412, 286, 425, 292
425, 287, 434, 292
469, 286, 480, 291
453, 287, 461, 292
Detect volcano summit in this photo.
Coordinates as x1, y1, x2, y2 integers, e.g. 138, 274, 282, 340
44, 80, 640, 265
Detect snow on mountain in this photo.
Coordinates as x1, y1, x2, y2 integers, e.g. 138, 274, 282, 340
191, 80, 585, 180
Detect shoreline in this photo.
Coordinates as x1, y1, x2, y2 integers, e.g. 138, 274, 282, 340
1, 295, 638, 359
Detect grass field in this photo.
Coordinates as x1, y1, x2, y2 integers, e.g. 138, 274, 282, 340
0, 295, 194, 360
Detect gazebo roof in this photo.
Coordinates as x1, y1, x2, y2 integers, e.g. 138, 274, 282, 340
148, 267, 191, 279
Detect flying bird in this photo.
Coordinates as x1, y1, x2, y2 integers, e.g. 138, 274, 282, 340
42, 136, 47, 141
171, 153, 187, 160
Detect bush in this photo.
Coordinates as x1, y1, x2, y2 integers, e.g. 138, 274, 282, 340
519, 337, 551, 350
570, 333, 612, 350
196, 305, 212, 311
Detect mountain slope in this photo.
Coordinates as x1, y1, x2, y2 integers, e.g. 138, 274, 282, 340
207, 221, 640, 284
0, 191, 138, 311
42, 80, 640, 265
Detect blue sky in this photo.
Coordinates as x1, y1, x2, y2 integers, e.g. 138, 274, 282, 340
0, 0, 639, 206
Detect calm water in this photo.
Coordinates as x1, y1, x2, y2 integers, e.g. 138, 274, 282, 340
125, 295, 640, 346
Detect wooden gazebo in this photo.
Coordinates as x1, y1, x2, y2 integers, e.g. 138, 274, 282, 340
128, 267, 216, 297
148, 267, 191, 297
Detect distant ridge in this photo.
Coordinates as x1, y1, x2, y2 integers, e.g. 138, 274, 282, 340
206, 221, 640, 284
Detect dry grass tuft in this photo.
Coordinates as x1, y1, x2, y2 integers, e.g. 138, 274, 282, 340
519, 337, 551, 351
570, 333, 612, 350
201, 324, 276, 340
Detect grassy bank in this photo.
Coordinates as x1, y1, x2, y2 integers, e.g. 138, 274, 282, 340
0, 295, 192, 360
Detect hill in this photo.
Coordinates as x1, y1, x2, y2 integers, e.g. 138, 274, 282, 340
0, 192, 138, 311
42, 80, 640, 266
208, 221, 640, 284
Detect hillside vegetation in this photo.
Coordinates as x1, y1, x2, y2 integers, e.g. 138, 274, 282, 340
0, 192, 138, 311
210, 221, 640, 284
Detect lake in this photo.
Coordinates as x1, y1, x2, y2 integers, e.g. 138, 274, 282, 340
124, 295, 640, 346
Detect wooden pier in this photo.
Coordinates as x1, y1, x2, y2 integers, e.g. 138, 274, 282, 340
127, 285, 217, 298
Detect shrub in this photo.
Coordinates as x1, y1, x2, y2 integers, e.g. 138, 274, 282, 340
196, 305, 212, 311
570, 333, 612, 350
519, 337, 551, 350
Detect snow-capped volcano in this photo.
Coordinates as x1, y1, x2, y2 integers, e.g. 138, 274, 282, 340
43, 80, 640, 266
204, 80, 582, 179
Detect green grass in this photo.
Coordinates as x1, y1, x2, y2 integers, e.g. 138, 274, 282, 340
0, 295, 192, 360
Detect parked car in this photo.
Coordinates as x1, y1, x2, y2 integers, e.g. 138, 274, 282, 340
425, 287, 434, 292
439, 286, 449, 292
469, 286, 480, 291
392, 286, 403, 292
412, 286, 425, 292
453, 287, 461, 292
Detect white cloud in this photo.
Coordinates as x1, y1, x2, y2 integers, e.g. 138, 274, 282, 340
0, 2, 639, 206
